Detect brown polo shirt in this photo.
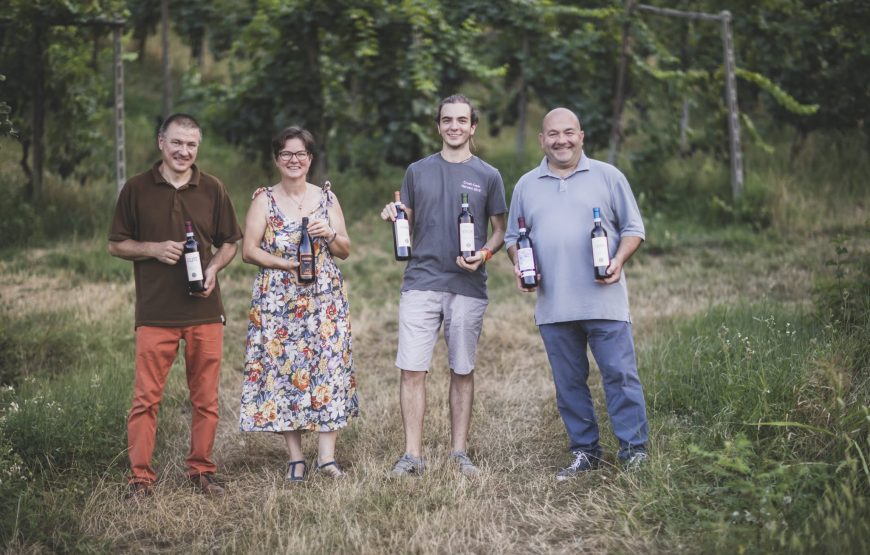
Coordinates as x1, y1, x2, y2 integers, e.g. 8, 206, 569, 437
109, 162, 242, 328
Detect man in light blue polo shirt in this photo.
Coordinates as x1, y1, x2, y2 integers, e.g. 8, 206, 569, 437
504, 107, 649, 479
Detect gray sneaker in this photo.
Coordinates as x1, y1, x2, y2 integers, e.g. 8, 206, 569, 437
449, 451, 480, 476
391, 453, 425, 476
556, 451, 601, 481
622, 451, 649, 471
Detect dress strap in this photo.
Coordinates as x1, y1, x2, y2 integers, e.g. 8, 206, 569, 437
255, 186, 277, 218
319, 181, 334, 218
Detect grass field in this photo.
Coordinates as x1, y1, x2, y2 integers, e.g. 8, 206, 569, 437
1, 198, 866, 552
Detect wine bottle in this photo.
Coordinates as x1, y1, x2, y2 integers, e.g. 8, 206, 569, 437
458, 192, 475, 261
591, 207, 611, 280
392, 191, 411, 261
297, 216, 315, 283
516, 216, 538, 289
183, 220, 205, 293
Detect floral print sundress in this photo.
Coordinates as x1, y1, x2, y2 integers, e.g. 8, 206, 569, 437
239, 186, 358, 432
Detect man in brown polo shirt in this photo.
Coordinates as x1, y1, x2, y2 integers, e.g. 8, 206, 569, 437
109, 113, 242, 497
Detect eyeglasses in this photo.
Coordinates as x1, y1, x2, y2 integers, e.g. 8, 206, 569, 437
278, 150, 311, 162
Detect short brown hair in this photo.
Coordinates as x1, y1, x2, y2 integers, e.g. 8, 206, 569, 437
271, 126, 316, 159
158, 113, 202, 138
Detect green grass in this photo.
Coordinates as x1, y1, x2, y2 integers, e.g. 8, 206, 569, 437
0, 307, 132, 551
632, 237, 870, 553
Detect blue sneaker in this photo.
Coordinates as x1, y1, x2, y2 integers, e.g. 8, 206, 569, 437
556, 451, 600, 481
621, 451, 649, 471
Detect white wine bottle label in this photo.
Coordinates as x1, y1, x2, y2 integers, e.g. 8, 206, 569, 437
395, 220, 411, 247
185, 251, 203, 281
517, 247, 535, 276
592, 237, 609, 267
459, 223, 475, 252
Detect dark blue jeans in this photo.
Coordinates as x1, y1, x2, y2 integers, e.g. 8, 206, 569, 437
539, 320, 648, 460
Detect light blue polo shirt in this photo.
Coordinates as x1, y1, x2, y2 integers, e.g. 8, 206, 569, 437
504, 154, 645, 325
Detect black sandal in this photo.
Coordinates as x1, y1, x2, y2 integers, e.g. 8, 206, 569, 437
285, 460, 308, 482
316, 460, 345, 478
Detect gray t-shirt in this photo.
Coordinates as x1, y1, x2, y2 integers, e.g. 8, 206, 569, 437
504, 154, 645, 325
400, 153, 507, 299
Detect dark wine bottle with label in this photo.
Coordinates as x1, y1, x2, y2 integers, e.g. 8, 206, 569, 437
392, 191, 411, 261
591, 207, 611, 280
516, 216, 538, 289
297, 216, 315, 283
183, 220, 205, 293
458, 192, 475, 261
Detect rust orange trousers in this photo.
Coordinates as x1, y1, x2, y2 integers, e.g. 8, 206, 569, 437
128, 323, 223, 484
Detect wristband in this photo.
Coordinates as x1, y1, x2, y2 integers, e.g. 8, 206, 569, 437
479, 246, 493, 262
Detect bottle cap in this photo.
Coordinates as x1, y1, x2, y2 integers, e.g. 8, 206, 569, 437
593, 207, 601, 218
394, 191, 401, 202
518, 216, 526, 228
301, 216, 309, 225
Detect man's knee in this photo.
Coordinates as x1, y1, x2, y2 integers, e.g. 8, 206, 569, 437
400, 369, 427, 385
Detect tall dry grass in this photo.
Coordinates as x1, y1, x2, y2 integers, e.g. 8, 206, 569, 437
0, 212, 822, 554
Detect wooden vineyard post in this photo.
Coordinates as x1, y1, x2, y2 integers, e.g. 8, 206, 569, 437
114, 23, 126, 194
720, 11, 744, 199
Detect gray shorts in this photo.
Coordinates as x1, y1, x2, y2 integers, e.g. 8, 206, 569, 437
396, 290, 489, 375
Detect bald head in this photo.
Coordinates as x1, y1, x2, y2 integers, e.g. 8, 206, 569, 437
539, 107, 585, 175
542, 108, 581, 132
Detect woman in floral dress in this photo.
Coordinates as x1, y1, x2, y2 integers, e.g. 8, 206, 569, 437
239, 126, 358, 481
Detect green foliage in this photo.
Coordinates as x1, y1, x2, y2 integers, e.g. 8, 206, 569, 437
42, 246, 132, 284
708, 173, 774, 230
0, 172, 115, 248
0, 370, 129, 551
736, 68, 819, 116
468, 0, 624, 151
0, 311, 101, 385
812, 232, 870, 360
0, 304, 130, 550
0, 0, 128, 194
649, 305, 817, 437
193, 0, 504, 175
727, 0, 870, 134
642, 294, 869, 551
0, 75, 14, 139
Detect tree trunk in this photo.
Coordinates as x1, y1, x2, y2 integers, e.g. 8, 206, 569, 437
515, 35, 529, 159
608, 0, 636, 165
789, 128, 807, 164
193, 31, 206, 71
91, 32, 101, 72
32, 25, 46, 201
137, 35, 147, 65
679, 22, 692, 156
679, 99, 690, 156
161, 0, 172, 118
21, 139, 33, 199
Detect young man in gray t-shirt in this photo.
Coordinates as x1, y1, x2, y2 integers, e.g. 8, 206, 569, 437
380, 94, 507, 477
